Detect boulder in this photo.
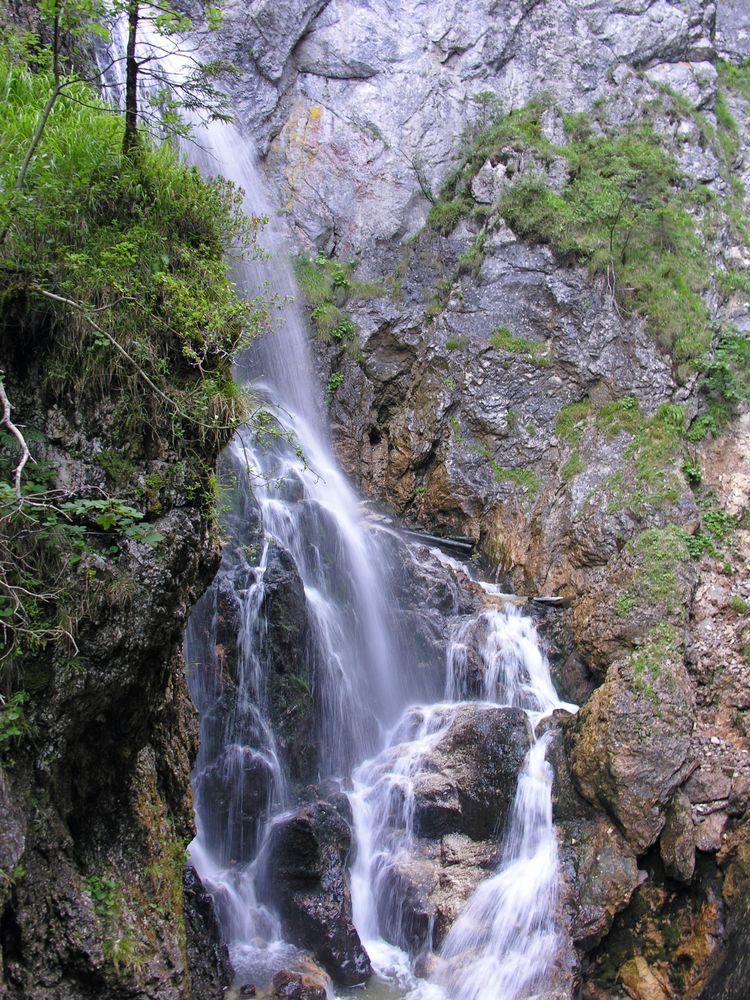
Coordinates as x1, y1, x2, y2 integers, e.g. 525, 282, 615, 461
266, 802, 371, 985
272, 968, 327, 999
568, 654, 694, 854
659, 792, 695, 885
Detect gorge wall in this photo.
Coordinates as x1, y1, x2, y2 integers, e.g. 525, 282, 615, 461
207, 1, 750, 997
1, 1, 750, 999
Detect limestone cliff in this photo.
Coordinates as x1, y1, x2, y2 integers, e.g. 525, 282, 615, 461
208, 1, 750, 996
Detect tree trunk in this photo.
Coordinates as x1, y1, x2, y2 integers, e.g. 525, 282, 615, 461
122, 0, 140, 155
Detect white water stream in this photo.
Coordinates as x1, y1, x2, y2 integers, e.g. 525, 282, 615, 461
114, 23, 578, 999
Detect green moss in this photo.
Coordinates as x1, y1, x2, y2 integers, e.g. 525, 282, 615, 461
427, 198, 470, 234
631, 623, 680, 704
614, 593, 635, 618
714, 89, 738, 135
555, 401, 591, 443
717, 58, 750, 103
489, 462, 541, 494
96, 450, 137, 486
629, 526, 690, 612
729, 595, 748, 614
293, 253, 369, 343
560, 450, 583, 482
490, 326, 549, 364
688, 327, 750, 438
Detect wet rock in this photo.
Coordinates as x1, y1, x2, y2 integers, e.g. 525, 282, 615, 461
619, 955, 671, 1000
0, 770, 25, 909
422, 705, 532, 839
267, 801, 371, 985
695, 813, 728, 854
701, 818, 750, 1000
198, 748, 275, 865
262, 544, 316, 784
659, 792, 695, 885
272, 968, 327, 1000
546, 725, 644, 950
685, 765, 732, 806
182, 865, 232, 999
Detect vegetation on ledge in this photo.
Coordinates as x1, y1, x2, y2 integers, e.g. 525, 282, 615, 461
0, 42, 265, 695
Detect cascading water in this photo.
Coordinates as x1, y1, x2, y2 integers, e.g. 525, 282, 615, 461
348, 601, 577, 1000
113, 22, 578, 998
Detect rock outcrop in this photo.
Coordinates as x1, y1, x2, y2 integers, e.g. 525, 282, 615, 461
199, 0, 750, 994
266, 800, 371, 985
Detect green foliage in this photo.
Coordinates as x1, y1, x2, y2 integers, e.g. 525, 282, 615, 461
685, 494, 736, 559
293, 253, 373, 344
628, 526, 689, 611
713, 89, 738, 135
325, 371, 343, 400
0, 42, 265, 671
718, 269, 750, 299
83, 875, 120, 924
489, 326, 549, 363
560, 450, 583, 482
0, 50, 261, 446
613, 593, 635, 618
555, 401, 591, 443
681, 458, 702, 486
717, 58, 750, 103
95, 450, 136, 486
688, 327, 750, 438
0, 690, 30, 749
580, 399, 685, 514
427, 198, 468, 234
632, 623, 679, 704
488, 462, 540, 494
729, 594, 748, 615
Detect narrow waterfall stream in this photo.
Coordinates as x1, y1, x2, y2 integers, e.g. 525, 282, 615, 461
118, 28, 578, 999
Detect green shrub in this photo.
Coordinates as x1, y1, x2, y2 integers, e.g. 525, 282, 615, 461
0, 52, 259, 443
560, 450, 583, 482
325, 372, 343, 400
427, 198, 469, 234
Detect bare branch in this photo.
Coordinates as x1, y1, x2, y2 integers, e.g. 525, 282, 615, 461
0, 378, 33, 500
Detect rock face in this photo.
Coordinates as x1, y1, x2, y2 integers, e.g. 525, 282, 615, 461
197, 0, 750, 994
266, 800, 371, 985
0, 303, 231, 996
218, 0, 715, 256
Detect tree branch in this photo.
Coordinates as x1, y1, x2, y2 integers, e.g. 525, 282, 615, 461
0, 378, 33, 500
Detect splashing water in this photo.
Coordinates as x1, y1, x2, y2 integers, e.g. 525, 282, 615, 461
349, 603, 577, 1000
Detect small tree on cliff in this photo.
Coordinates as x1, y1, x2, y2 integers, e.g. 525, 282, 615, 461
1, 0, 231, 205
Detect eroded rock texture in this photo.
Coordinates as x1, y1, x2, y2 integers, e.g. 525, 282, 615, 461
0, 307, 231, 997
204, 0, 750, 995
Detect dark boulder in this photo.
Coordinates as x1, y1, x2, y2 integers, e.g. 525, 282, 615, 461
182, 865, 232, 1000
266, 801, 371, 986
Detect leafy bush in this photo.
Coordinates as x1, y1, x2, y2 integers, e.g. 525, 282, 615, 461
0, 50, 263, 446
0, 43, 266, 676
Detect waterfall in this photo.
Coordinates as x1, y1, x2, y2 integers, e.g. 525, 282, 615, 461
113, 23, 578, 998
349, 604, 576, 1000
